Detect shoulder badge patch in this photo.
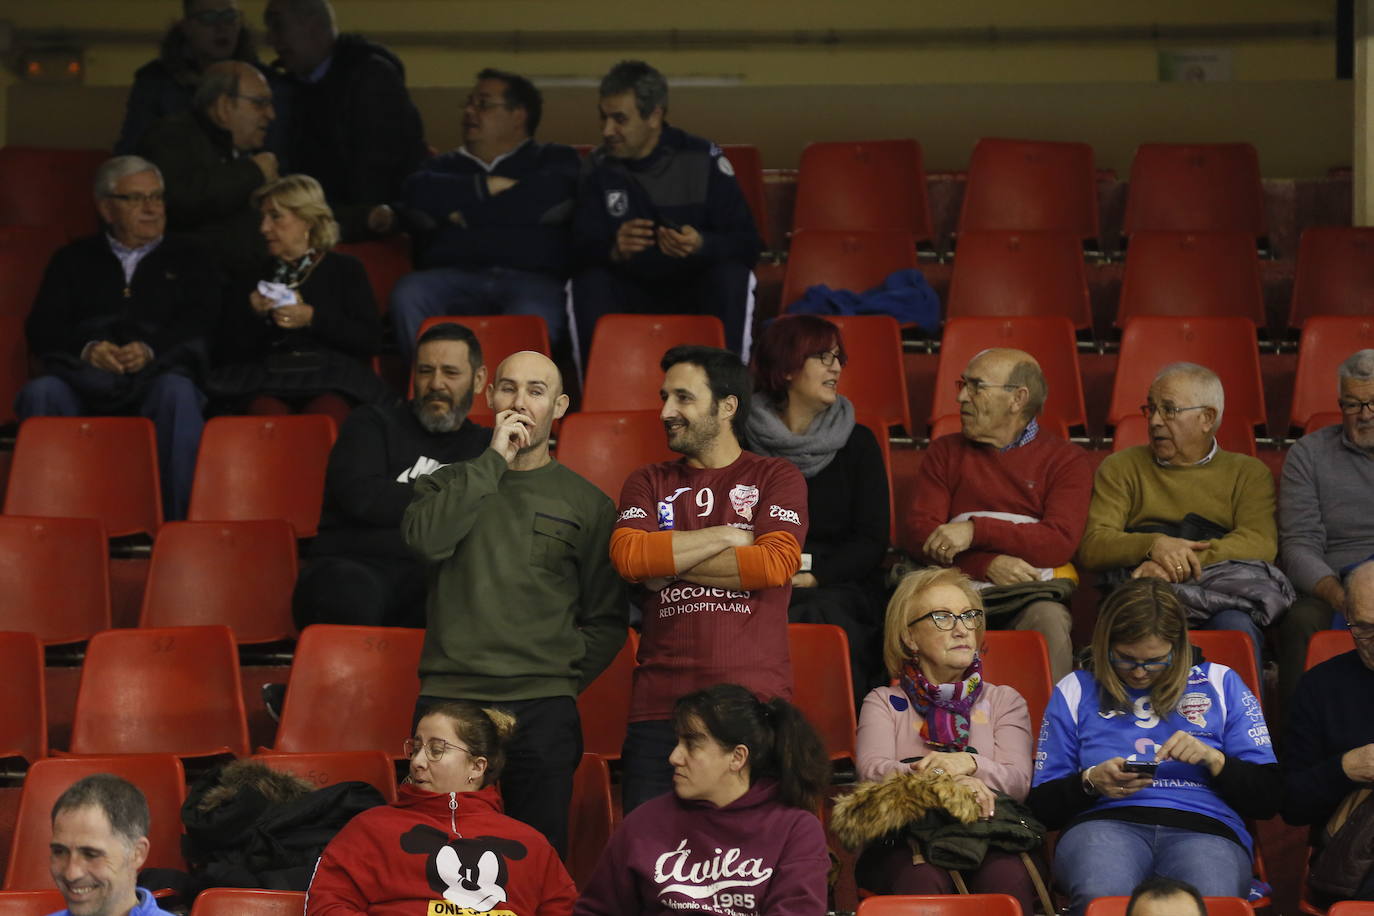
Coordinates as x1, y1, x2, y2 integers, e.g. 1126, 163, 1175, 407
605, 189, 629, 218
717, 154, 735, 178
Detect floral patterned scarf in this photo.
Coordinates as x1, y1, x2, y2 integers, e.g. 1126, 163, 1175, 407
899, 654, 984, 751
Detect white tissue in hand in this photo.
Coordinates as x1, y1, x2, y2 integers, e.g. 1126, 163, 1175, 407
257, 281, 298, 308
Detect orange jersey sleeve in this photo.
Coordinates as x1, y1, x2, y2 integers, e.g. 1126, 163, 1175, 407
734, 529, 802, 591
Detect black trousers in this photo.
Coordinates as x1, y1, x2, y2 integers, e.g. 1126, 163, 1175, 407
620, 718, 678, 816
292, 556, 428, 630
415, 694, 582, 859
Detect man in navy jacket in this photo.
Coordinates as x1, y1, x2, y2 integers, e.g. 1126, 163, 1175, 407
386, 69, 580, 359
572, 60, 763, 364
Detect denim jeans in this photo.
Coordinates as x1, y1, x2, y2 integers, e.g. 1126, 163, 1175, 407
389, 266, 567, 359
1054, 818, 1251, 915
1200, 608, 1265, 683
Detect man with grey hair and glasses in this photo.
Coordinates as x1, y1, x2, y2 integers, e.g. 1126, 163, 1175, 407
47, 774, 175, 916
17, 155, 220, 520
1276, 348, 1374, 709
1079, 362, 1283, 677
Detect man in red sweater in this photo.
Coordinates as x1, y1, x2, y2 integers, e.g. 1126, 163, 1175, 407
903, 348, 1093, 680
610, 345, 809, 813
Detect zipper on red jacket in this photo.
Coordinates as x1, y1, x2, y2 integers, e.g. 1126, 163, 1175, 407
449, 792, 461, 836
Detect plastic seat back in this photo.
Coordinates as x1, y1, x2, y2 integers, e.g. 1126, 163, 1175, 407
793, 140, 933, 240
0, 516, 110, 645
1306, 630, 1355, 670
1111, 413, 1258, 458
1117, 231, 1265, 327
556, 411, 674, 501
273, 625, 425, 753
0, 890, 68, 916
858, 893, 1023, 916
780, 229, 919, 313
981, 630, 1053, 734
190, 889, 306, 916
336, 236, 412, 315
567, 753, 614, 891
1189, 630, 1262, 702
1107, 317, 1266, 429
1330, 900, 1374, 916
0, 632, 46, 765
1085, 897, 1253, 916
1290, 316, 1374, 432
720, 144, 771, 250
1289, 227, 1374, 329
932, 316, 1086, 431
1123, 143, 1266, 238
188, 415, 337, 537
0, 147, 109, 240
0, 226, 66, 424
946, 230, 1093, 330
410, 313, 551, 419
959, 138, 1100, 241
821, 315, 912, 435
69, 625, 250, 757
248, 751, 398, 803
582, 315, 726, 412
4, 417, 162, 537
787, 624, 856, 763
576, 630, 638, 759
139, 520, 298, 644
4, 754, 186, 889
1305, 411, 1343, 435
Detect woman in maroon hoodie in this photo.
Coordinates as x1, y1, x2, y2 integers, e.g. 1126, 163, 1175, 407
575, 684, 831, 916
305, 701, 576, 915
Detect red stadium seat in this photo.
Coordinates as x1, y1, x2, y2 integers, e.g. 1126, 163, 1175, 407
931, 316, 1087, 432
582, 314, 726, 412
720, 144, 771, 250
1290, 316, 1374, 433
1189, 630, 1262, 703
576, 630, 638, 760
959, 138, 1099, 242
410, 314, 551, 419
1117, 231, 1265, 328
189, 889, 306, 916
1304, 411, 1342, 435
4, 416, 162, 536
0, 147, 109, 240
0, 631, 46, 767
248, 750, 399, 803
138, 519, 298, 644
793, 140, 933, 242
1086, 897, 1254, 916
981, 630, 1053, 733
556, 411, 673, 501
787, 624, 856, 763
858, 894, 1023, 916
68, 625, 250, 758
1289, 227, 1374, 329
336, 235, 413, 315
946, 230, 1093, 330
0, 890, 68, 916
1111, 413, 1258, 458
4, 754, 187, 889
188, 415, 337, 537
1305, 630, 1355, 670
822, 315, 913, 435
1122, 143, 1266, 238
567, 753, 615, 891
272, 625, 424, 754
1329, 901, 1374, 916
1107, 317, 1266, 430
779, 229, 919, 314
0, 516, 110, 645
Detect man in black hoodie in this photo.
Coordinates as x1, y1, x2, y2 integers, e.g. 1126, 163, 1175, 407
264, 0, 426, 240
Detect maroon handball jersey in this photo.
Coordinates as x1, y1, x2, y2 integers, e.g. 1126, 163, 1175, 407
615, 450, 809, 722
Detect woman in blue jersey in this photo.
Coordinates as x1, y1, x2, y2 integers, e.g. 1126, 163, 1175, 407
1028, 578, 1278, 914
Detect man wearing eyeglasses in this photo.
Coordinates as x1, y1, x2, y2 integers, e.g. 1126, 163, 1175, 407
380, 69, 580, 360
904, 348, 1092, 681
1275, 349, 1374, 709
138, 59, 278, 273
1079, 362, 1280, 676
16, 155, 220, 520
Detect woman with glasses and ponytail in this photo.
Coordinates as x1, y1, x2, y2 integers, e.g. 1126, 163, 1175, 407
305, 700, 576, 915
1029, 578, 1279, 915
575, 684, 831, 916
853, 567, 1039, 911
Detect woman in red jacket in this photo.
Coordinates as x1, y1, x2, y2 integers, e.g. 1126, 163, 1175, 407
306, 701, 576, 915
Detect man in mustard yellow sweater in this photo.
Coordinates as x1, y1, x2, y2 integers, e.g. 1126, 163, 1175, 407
1079, 363, 1277, 671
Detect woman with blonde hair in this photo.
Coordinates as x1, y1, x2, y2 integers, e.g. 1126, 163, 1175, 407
1028, 578, 1279, 915
306, 700, 575, 914
851, 566, 1037, 910
211, 173, 385, 424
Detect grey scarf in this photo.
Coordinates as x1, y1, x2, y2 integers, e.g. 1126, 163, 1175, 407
745, 395, 856, 478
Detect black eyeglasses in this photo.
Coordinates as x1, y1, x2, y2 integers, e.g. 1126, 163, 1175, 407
106, 191, 165, 205
910, 609, 985, 631
955, 377, 1019, 395
1140, 403, 1208, 421
1109, 650, 1173, 672
807, 349, 846, 368
1338, 397, 1374, 416
187, 8, 241, 26
234, 93, 274, 112
464, 95, 511, 112
403, 737, 472, 761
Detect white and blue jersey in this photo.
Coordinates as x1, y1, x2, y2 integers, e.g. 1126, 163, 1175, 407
1032, 662, 1274, 851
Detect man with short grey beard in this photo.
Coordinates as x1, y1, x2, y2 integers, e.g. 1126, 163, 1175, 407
291, 321, 491, 628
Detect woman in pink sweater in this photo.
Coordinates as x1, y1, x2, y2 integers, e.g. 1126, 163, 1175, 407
854, 567, 1036, 909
